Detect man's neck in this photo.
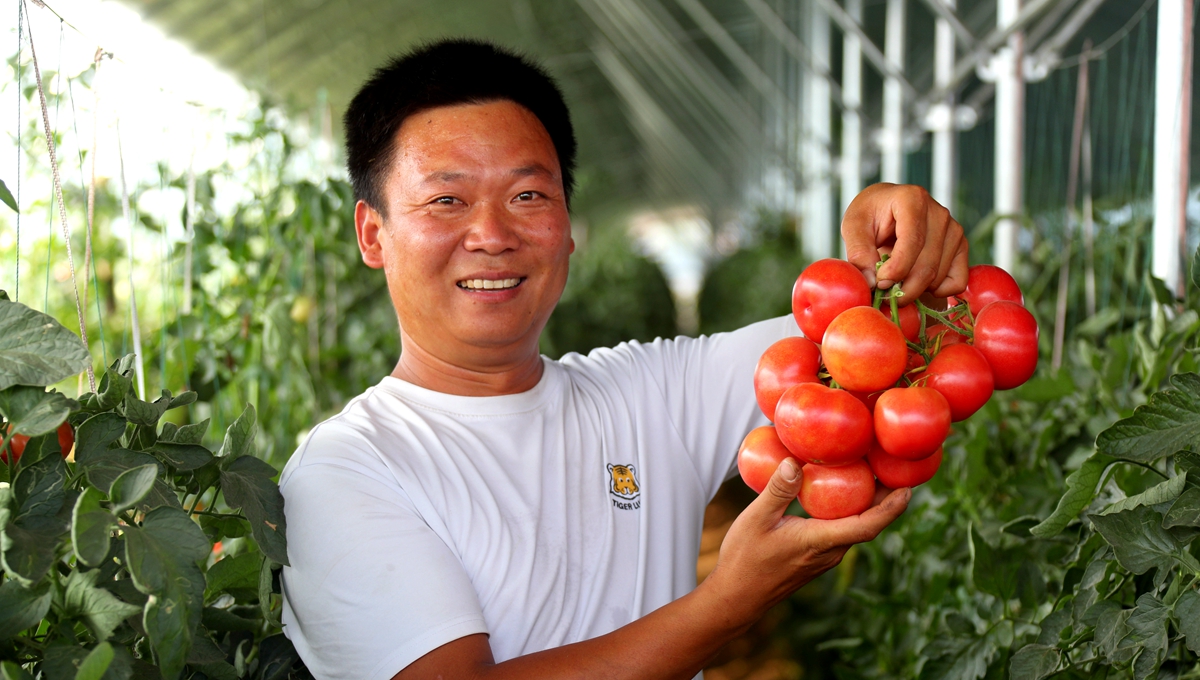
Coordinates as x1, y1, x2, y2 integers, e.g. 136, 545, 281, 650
390, 332, 545, 397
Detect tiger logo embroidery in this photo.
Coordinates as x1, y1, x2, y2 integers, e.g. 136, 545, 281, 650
607, 463, 641, 510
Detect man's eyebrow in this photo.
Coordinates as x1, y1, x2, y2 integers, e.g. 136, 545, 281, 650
421, 170, 470, 184
509, 164, 556, 179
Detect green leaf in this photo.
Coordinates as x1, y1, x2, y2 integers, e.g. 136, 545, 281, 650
72, 413, 127, 466
205, 551, 261, 602
39, 642, 131, 680
124, 507, 209, 680
61, 570, 141, 642
81, 449, 178, 512
0, 579, 51, 639
2, 451, 69, 583
186, 630, 226, 664
1014, 370, 1075, 403
1030, 453, 1116, 537
149, 442, 213, 471
972, 527, 1018, 601
91, 357, 134, 411
259, 557, 282, 627
1008, 644, 1059, 680
220, 455, 288, 565
1175, 589, 1200, 653
72, 488, 114, 567
218, 404, 257, 461
173, 419, 209, 446
1097, 373, 1200, 463
1091, 506, 1198, 575
121, 393, 163, 429
1100, 473, 1188, 515
0, 179, 17, 212
1129, 593, 1169, 679
0, 298, 90, 390
1164, 487, 1200, 528
1191, 244, 1200, 292
198, 513, 249, 541
73, 642, 113, 680
919, 634, 997, 680
202, 606, 258, 632
0, 386, 78, 437
1, 660, 33, 680
108, 465, 158, 514
1095, 605, 1132, 662
168, 391, 197, 410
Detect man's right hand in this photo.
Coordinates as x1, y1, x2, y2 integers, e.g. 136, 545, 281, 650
702, 458, 911, 627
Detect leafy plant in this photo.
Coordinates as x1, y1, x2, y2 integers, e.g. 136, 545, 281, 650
0, 293, 302, 680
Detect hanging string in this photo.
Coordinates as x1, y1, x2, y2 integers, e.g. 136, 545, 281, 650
14, 0, 23, 302
184, 144, 195, 315
44, 20, 63, 312
115, 119, 146, 400
25, 0, 95, 391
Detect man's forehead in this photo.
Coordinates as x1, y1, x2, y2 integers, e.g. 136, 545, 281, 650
419, 164, 558, 185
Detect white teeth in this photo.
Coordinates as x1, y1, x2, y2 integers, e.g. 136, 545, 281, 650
459, 278, 522, 290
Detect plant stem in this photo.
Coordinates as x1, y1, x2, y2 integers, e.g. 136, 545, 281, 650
192, 509, 246, 520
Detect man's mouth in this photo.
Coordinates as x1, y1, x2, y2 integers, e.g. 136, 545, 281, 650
456, 277, 525, 291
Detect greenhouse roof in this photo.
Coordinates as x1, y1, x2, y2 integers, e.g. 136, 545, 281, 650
118, 0, 1151, 219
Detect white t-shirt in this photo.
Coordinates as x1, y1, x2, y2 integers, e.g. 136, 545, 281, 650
279, 315, 798, 680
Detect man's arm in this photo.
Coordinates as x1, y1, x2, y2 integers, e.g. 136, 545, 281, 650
396, 459, 910, 680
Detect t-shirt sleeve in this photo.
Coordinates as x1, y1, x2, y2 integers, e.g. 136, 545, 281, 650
280, 435, 487, 680
618, 315, 802, 499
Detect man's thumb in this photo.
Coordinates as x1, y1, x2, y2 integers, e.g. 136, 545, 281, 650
752, 457, 802, 517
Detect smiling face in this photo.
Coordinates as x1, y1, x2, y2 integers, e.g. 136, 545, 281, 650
354, 100, 574, 387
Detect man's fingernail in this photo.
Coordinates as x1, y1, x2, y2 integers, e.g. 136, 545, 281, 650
781, 458, 798, 482
878, 279, 894, 289
903, 488, 912, 502
861, 269, 877, 287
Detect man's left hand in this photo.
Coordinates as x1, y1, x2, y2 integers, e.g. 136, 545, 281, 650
841, 183, 968, 301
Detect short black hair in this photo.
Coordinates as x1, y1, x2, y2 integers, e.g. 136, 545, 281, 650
343, 39, 578, 212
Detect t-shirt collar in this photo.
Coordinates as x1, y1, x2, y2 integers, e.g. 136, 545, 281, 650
374, 357, 558, 416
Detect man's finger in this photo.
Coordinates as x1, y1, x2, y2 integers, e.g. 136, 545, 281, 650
876, 190, 929, 288
930, 211, 964, 291
802, 487, 911, 547
745, 458, 803, 526
932, 237, 970, 298
896, 208, 949, 300
842, 204, 884, 288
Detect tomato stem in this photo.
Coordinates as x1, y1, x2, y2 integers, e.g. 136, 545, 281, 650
915, 300, 975, 339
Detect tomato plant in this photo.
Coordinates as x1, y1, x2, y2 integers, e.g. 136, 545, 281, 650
774, 383, 873, 466
737, 426, 796, 494
923, 344, 995, 421
974, 300, 1040, 389
798, 460, 876, 520
822, 306, 908, 392
754, 337, 821, 420
873, 387, 951, 460
791, 259, 872, 342
867, 442, 942, 489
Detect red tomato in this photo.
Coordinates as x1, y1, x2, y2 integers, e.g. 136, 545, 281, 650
868, 442, 943, 489
799, 460, 876, 519
774, 383, 873, 465
924, 344, 994, 421
2, 422, 73, 463
874, 387, 951, 460
907, 351, 928, 373
896, 303, 921, 342
962, 264, 1024, 316
849, 389, 883, 414
926, 323, 967, 348
822, 307, 908, 392
973, 301, 1039, 390
754, 337, 822, 420
791, 259, 872, 343
737, 426, 798, 494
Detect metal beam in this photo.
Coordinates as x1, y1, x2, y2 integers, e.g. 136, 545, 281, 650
917, 0, 977, 50
993, 0, 1025, 272
804, 2, 835, 259
811, 0, 918, 101
1153, 0, 1195, 295
930, 0, 956, 212
739, 0, 853, 115
841, 0, 863, 215
674, 0, 789, 107
881, 0, 906, 183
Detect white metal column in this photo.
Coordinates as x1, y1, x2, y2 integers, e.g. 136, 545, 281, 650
993, 0, 1025, 272
882, 0, 906, 184
841, 0, 863, 218
804, 2, 834, 259
1153, 0, 1195, 295
930, 0, 956, 212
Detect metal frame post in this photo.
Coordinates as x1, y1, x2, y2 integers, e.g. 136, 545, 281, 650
804, 2, 834, 259
930, 0, 956, 212
1153, 0, 1195, 295
882, 0, 906, 184
993, 0, 1025, 272
841, 0, 864, 217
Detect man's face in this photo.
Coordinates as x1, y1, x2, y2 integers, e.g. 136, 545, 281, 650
356, 100, 573, 370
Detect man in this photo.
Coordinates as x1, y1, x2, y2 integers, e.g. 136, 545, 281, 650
280, 39, 967, 680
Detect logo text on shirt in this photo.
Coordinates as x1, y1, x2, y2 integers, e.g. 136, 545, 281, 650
607, 463, 641, 510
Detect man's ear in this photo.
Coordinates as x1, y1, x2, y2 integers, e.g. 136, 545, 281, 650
355, 200, 386, 269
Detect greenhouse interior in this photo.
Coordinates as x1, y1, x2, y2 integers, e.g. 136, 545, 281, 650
2, 0, 1199, 678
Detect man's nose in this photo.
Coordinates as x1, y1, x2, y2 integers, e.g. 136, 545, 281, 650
462, 202, 521, 255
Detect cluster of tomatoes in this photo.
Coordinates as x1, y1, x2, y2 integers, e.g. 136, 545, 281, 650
2, 421, 75, 463
738, 259, 1039, 519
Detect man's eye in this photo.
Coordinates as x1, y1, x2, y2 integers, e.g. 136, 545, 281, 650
515, 191, 538, 201
433, 196, 458, 205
